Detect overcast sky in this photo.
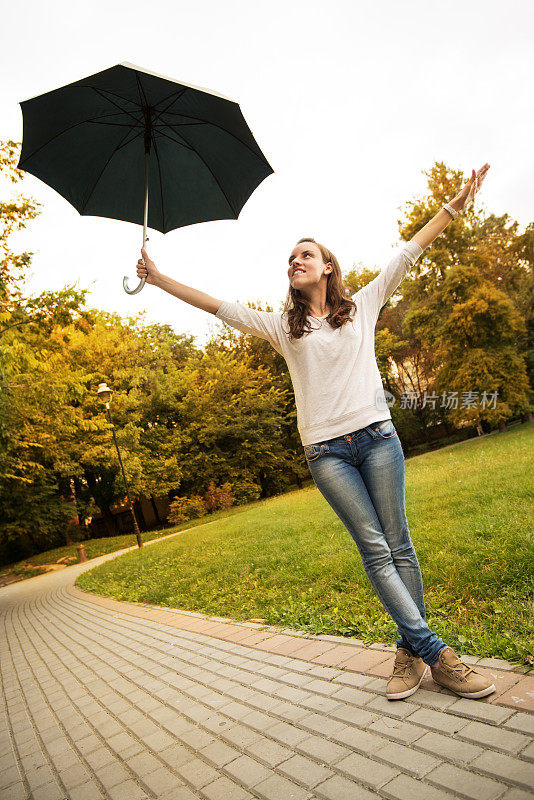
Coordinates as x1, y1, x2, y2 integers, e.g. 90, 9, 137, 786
2, 0, 532, 347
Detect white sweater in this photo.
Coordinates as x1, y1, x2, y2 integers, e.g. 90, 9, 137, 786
215, 239, 424, 446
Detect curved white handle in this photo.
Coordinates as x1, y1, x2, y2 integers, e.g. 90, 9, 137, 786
123, 275, 146, 295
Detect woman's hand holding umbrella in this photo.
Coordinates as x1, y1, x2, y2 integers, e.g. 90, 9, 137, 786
136, 248, 160, 286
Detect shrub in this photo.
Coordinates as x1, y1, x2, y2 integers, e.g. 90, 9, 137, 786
168, 494, 207, 524
203, 481, 235, 513
229, 478, 262, 505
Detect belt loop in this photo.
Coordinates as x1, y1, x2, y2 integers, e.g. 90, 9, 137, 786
364, 425, 379, 439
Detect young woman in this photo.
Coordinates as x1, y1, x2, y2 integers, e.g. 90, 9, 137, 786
136, 163, 495, 701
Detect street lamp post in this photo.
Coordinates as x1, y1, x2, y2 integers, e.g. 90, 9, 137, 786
97, 382, 143, 548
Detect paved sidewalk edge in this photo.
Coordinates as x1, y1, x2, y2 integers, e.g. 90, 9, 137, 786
68, 524, 531, 677
66, 580, 534, 715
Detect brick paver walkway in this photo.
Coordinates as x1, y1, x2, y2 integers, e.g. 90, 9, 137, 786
1, 546, 533, 800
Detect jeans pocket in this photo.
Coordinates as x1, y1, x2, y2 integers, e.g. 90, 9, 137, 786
303, 443, 328, 462
372, 419, 397, 439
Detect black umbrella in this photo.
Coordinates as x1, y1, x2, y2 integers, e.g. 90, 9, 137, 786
17, 62, 274, 294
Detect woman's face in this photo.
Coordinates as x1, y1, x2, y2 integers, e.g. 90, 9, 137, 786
287, 242, 332, 289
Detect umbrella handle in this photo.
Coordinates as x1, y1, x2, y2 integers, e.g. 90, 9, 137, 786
123, 274, 146, 294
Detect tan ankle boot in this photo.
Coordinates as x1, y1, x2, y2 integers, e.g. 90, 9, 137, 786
386, 647, 428, 700
431, 647, 496, 699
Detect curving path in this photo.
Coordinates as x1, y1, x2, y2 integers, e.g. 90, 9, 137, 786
1, 547, 533, 800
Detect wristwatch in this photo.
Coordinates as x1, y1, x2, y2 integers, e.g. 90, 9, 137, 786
443, 203, 459, 219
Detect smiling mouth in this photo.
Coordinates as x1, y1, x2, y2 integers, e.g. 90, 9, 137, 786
292, 270, 305, 276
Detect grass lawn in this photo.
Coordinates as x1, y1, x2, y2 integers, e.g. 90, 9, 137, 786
75, 423, 534, 666
0, 502, 272, 584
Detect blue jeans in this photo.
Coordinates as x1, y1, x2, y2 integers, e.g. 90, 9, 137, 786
303, 418, 447, 665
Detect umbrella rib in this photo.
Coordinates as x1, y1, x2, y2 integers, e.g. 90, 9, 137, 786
152, 89, 189, 122
134, 72, 150, 111
115, 129, 145, 151
151, 127, 195, 152
80, 123, 139, 213
154, 121, 207, 128
90, 87, 141, 126
88, 120, 144, 129
123, 69, 189, 123
86, 110, 139, 120
158, 110, 265, 163
168, 129, 237, 217
19, 112, 143, 163
87, 85, 143, 111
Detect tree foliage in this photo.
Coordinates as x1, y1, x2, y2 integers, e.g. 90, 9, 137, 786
375, 161, 532, 432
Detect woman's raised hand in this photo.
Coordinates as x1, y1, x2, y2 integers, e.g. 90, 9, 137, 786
136, 247, 160, 286
456, 163, 490, 209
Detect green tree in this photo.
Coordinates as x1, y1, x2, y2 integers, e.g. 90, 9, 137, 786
0, 141, 93, 561
175, 344, 293, 500
208, 299, 310, 488
371, 160, 531, 434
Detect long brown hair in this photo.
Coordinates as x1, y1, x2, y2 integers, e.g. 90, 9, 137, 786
282, 237, 357, 341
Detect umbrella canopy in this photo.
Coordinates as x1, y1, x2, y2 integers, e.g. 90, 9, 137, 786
17, 62, 274, 293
